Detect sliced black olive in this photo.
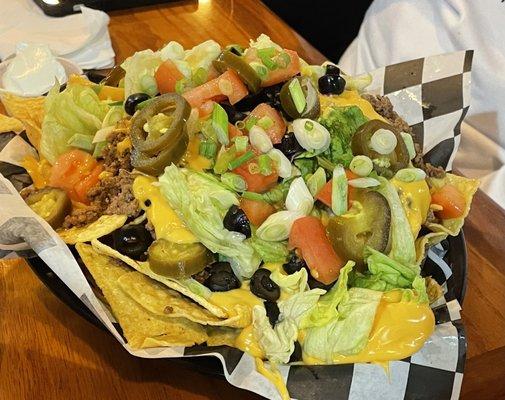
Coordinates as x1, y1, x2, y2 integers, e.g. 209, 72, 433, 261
204, 262, 241, 292
234, 83, 283, 112
318, 75, 346, 95
289, 341, 303, 363
220, 103, 248, 124
326, 190, 391, 270
283, 251, 307, 274
125, 92, 150, 115
223, 205, 251, 238
250, 268, 280, 301
273, 133, 304, 161
264, 300, 280, 327
112, 224, 153, 261
325, 64, 341, 76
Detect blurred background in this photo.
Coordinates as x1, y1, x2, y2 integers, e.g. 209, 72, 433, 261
263, 0, 372, 61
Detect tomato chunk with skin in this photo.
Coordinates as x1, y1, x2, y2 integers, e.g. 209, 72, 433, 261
289, 216, 345, 284
248, 103, 286, 144
244, 49, 301, 87
431, 184, 466, 219
183, 69, 248, 108
315, 170, 359, 208
155, 60, 184, 94
49, 149, 102, 204
240, 198, 275, 226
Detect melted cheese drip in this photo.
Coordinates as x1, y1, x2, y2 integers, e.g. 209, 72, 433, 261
301, 290, 435, 365
391, 178, 431, 237
235, 325, 265, 358
319, 90, 386, 121
254, 359, 290, 400
132, 175, 197, 243
22, 156, 52, 189
209, 282, 262, 320
184, 137, 211, 172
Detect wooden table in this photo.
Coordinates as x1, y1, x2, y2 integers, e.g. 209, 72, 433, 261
1, 1, 504, 399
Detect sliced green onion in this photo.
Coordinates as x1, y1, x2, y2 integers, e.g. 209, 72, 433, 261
401, 132, 416, 160
293, 118, 330, 153
348, 177, 381, 188
225, 44, 245, 55
199, 140, 218, 160
245, 116, 259, 131
248, 162, 260, 174
257, 116, 274, 130
370, 128, 397, 155
242, 191, 265, 202
267, 148, 292, 178
331, 165, 347, 216
289, 78, 306, 114
228, 150, 255, 170
234, 135, 249, 153
258, 154, 273, 176
92, 141, 107, 158
212, 103, 229, 146
192, 67, 208, 86
249, 125, 273, 153
285, 177, 314, 215
394, 168, 427, 183
249, 62, 268, 79
275, 52, 291, 69
257, 47, 277, 58
256, 210, 304, 241
257, 47, 278, 70
67, 134, 94, 153
175, 78, 186, 94
235, 120, 246, 130
306, 167, 326, 196
221, 172, 247, 192
316, 156, 335, 172
213, 146, 237, 174
349, 155, 373, 177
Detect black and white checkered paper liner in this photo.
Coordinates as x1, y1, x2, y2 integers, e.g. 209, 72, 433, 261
0, 50, 472, 399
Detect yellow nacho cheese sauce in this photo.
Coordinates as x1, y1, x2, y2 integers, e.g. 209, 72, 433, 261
183, 137, 212, 172
301, 290, 434, 365
391, 178, 431, 237
132, 175, 197, 244
320, 90, 386, 121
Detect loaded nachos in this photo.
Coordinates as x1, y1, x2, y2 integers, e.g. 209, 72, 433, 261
4, 35, 478, 399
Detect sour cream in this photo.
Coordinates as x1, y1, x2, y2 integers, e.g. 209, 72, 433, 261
2, 43, 67, 97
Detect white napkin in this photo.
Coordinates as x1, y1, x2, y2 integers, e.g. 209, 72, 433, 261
0, 0, 115, 70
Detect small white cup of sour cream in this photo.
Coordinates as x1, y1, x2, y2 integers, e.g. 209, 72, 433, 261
0, 43, 82, 98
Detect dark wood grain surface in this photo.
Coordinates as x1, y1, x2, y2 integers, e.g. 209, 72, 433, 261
1, 1, 504, 399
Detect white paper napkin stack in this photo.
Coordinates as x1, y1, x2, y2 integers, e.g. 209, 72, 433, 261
0, 0, 115, 70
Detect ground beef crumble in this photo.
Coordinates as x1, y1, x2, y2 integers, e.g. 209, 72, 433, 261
62, 122, 139, 229
363, 94, 445, 178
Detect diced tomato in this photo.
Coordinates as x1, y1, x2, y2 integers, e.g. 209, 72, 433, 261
198, 100, 215, 118
155, 60, 184, 94
229, 123, 243, 139
183, 69, 248, 108
206, 64, 220, 81
289, 216, 345, 284
74, 164, 103, 204
240, 198, 275, 226
244, 49, 300, 87
233, 159, 278, 193
315, 170, 359, 208
49, 149, 101, 204
431, 184, 466, 219
248, 103, 286, 144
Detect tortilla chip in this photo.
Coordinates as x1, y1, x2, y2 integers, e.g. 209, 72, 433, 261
22, 118, 42, 151
0, 114, 24, 133
58, 215, 127, 244
91, 239, 228, 319
415, 231, 448, 264
426, 173, 479, 236
76, 243, 208, 349
0, 92, 45, 127
117, 271, 244, 327
206, 327, 240, 347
